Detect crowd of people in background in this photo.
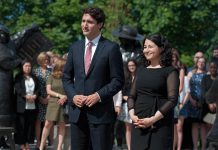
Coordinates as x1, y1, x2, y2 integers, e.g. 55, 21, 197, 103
11, 44, 218, 150
1, 6, 218, 150
171, 47, 218, 150
13, 51, 69, 150
12, 49, 217, 150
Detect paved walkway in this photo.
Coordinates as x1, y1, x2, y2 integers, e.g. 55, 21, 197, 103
1, 124, 127, 150
1, 144, 127, 150
0, 124, 70, 150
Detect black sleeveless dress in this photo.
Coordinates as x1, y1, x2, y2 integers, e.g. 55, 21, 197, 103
128, 66, 179, 150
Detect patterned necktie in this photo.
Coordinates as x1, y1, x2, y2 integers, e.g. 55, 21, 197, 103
84, 42, 92, 74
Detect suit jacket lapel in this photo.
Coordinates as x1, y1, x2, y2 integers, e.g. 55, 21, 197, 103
86, 36, 105, 75
79, 40, 86, 75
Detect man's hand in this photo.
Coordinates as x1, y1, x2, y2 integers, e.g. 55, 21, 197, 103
84, 93, 100, 107
73, 95, 86, 108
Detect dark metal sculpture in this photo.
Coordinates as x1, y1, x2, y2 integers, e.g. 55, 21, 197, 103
0, 24, 21, 127
12, 24, 53, 64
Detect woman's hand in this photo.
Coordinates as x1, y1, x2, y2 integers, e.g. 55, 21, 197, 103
134, 111, 163, 129
134, 117, 154, 128
122, 96, 128, 101
31, 94, 37, 101
179, 103, 183, 110
25, 95, 32, 102
40, 96, 48, 105
209, 103, 216, 113
57, 95, 67, 105
115, 106, 121, 115
190, 98, 198, 107
129, 109, 139, 123
25, 95, 37, 102
130, 113, 139, 123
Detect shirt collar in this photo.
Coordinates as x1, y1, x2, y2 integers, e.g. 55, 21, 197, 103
85, 34, 101, 46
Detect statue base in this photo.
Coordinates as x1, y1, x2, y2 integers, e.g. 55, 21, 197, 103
0, 115, 15, 127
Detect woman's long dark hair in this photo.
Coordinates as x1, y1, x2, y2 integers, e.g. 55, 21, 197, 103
124, 59, 137, 90
172, 48, 184, 70
141, 33, 172, 67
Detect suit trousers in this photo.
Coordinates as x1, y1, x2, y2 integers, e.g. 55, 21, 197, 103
70, 110, 113, 150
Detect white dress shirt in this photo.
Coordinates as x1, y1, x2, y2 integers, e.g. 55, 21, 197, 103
84, 34, 101, 60
25, 77, 36, 109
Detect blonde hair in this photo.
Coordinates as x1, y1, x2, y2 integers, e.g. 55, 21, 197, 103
37, 52, 48, 66
52, 58, 66, 78
46, 51, 54, 57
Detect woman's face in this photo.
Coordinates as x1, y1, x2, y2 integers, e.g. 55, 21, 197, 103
197, 57, 206, 70
128, 61, 136, 73
40, 56, 49, 68
143, 39, 161, 62
23, 62, 32, 75
209, 62, 217, 76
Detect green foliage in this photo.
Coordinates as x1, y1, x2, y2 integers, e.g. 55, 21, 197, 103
133, 0, 218, 55
0, 0, 218, 67
181, 54, 194, 68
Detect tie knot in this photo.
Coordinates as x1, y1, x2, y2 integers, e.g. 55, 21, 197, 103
88, 42, 92, 47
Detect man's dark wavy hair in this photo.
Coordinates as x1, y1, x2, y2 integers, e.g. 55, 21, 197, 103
141, 33, 172, 67
82, 7, 105, 30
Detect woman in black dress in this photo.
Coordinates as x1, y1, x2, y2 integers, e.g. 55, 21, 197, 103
127, 33, 179, 150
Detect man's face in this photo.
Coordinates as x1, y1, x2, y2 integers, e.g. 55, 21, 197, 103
81, 14, 102, 40
213, 49, 218, 58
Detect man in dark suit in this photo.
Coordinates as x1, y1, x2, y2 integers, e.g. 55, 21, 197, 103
62, 7, 124, 150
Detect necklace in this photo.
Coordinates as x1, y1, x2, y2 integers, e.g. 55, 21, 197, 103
147, 65, 162, 68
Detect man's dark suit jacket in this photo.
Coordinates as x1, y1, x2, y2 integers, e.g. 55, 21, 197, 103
14, 73, 39, 113
62, 36, 124, 124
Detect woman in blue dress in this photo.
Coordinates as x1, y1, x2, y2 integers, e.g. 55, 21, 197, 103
187, 57, 207, 150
